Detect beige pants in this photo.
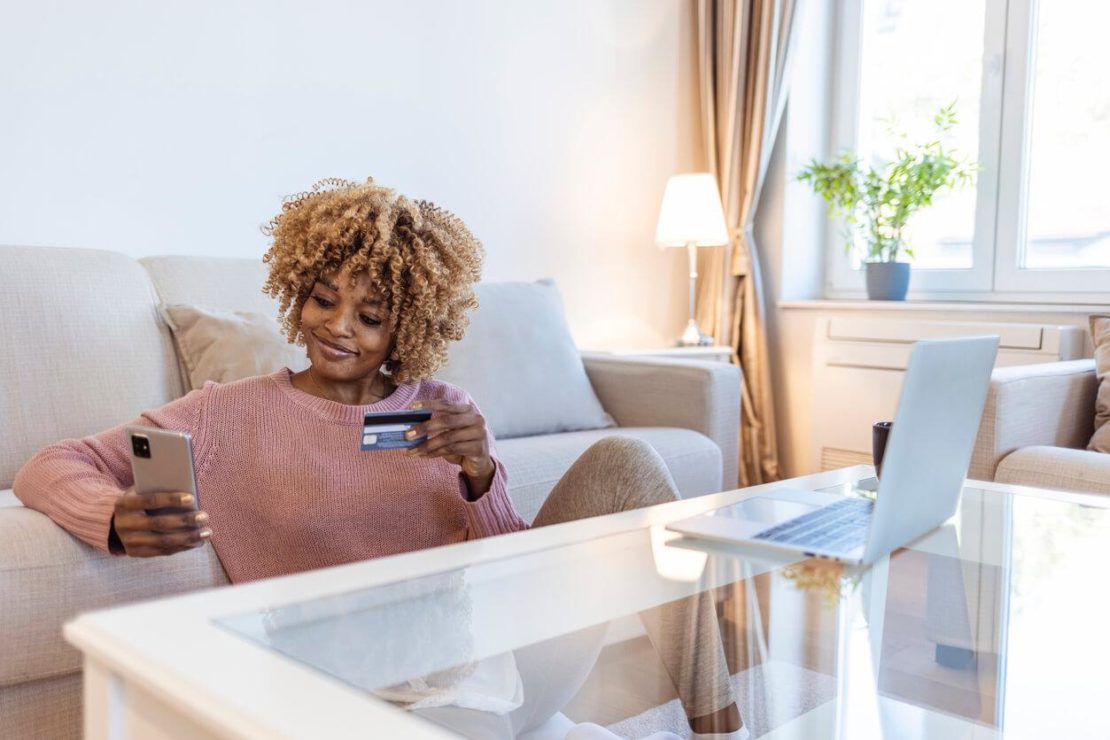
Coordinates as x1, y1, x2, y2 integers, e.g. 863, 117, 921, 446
419, 436, 735, 737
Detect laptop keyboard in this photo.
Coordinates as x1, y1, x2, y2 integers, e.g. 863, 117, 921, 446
753, 497, 874, 553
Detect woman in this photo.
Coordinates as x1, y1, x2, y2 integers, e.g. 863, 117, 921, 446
15, 178, 745, 739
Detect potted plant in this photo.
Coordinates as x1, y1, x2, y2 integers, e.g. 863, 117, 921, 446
797, 104, 977, 300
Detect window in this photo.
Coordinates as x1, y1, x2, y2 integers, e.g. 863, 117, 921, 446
829, 0, 1110, 300
856, 0, 985, 271
1021, 0, 1110, 270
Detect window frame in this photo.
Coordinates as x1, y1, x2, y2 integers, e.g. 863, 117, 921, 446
826, 0, 1110, 302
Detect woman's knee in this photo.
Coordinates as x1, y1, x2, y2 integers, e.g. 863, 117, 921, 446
535, 436, 679, 525
581, 435, 660, 468
579, 436, 678, 506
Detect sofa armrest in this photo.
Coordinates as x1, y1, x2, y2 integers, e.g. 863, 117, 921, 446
582, 355, 742, 489
969, 359, 1098, 482
0, 505, 228, 689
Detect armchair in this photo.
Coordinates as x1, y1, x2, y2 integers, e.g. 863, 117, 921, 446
969, 359, 1110, 494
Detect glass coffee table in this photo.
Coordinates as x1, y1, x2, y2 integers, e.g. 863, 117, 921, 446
66, 467, 1110, 739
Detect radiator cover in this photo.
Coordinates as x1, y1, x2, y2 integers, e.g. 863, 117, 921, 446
810, 317, 1084, 472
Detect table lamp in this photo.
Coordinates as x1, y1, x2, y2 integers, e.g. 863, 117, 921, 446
654, 173, 730, 346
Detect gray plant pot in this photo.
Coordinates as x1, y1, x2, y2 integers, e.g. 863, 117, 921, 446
865, 261, 911, 301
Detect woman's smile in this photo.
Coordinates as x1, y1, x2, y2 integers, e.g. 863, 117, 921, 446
312, 333, 359, 359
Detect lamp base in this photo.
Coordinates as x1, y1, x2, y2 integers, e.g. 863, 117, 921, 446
677, 319, 714, 347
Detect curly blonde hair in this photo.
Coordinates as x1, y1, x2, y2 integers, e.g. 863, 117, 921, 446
261, 177, 483, 383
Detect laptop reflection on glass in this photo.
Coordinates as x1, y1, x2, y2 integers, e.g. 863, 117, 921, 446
667, 336, 1000, 566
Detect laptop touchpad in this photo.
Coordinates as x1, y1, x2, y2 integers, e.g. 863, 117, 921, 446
711, 497, 819, 523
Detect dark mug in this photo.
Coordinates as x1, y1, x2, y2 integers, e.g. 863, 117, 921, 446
872, 421, 893, 478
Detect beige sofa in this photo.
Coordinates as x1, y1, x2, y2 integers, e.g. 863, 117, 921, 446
970, 359, 1110, 494
0, 245, 741, 738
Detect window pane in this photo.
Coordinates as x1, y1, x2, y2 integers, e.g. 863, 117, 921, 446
857, 0, 985, 269
1023, 0, 1110, 269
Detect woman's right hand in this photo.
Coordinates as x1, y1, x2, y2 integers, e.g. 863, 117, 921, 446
111, 487, 212, 557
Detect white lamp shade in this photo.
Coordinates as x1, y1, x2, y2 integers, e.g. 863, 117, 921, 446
654, 173, 730, 248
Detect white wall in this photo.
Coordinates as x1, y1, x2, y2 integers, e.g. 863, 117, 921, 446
0, 0, 704, 349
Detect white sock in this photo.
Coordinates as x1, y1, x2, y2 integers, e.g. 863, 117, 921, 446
688, 727, 750, 740
564, 723, 685, 740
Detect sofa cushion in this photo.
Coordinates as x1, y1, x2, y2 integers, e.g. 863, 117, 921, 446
995, 445, 1110, 495
436, 280, 613, 440
140, 256, 278, 316
160, 305, 309, 391
0, 672, 81, 740
497, 428, 723, 523
1089, 315, 1110, 454
0, 246, 183, 489
0, 505, 228, 688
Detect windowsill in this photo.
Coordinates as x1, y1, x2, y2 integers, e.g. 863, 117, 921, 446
778, 299, 1107, 314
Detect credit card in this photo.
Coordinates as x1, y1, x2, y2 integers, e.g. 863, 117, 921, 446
361, 409, 433, 451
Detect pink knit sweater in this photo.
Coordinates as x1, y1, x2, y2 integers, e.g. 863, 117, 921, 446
13, 369, 529, 583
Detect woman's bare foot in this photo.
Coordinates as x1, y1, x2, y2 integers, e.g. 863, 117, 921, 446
688, 702, 742, 734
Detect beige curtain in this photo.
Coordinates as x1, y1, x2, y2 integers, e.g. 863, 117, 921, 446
695, 0, 799, 487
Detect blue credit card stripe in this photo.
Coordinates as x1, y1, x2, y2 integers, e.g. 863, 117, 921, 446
360, 429, 427, 451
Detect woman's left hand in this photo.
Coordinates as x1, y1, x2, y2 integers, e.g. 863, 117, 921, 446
405, 400, 495, 497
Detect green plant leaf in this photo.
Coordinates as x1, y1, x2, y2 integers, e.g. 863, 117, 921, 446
794, 104, 978, 265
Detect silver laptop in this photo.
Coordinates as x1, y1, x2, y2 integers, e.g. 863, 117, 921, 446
667, 335, 1000, 565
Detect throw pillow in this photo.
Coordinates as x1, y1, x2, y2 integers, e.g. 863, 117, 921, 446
1089, 314, 1110, 453
435, 279, 614, 439
160, 305, 309, 391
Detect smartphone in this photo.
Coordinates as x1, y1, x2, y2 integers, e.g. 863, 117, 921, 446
126, 425, 200, 508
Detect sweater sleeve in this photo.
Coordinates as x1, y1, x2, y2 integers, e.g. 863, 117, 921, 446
450, 392, 529, 538
462, 451, 529, 538
12, 386, 211, 553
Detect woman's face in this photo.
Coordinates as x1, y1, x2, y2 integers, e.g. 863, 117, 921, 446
299, 265, 394, 382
